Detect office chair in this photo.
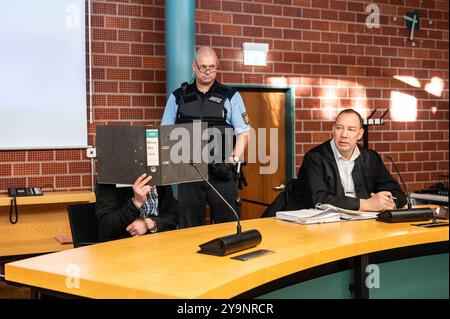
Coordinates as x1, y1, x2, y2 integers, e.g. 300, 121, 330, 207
261, 191, 286, 218
261, 178, 300, 218
67, 202, 100, 248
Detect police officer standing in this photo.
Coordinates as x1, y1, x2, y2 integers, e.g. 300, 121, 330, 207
161, 46, 251, 228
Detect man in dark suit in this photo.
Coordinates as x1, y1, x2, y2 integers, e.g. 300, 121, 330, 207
290, 109, 407, 212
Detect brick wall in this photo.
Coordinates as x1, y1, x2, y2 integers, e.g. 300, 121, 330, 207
197, 0, 449, 191
0, 0, 448, 194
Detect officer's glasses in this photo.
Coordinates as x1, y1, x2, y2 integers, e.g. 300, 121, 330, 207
195, 60, 217, 73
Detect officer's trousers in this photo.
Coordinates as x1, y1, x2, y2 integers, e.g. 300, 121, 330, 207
177, 175, 240, 228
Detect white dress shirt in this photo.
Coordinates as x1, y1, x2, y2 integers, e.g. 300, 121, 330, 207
330, 139, 360, 198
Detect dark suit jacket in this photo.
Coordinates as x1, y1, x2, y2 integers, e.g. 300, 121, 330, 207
288, 140, 407, 211
95, 184, 178, 242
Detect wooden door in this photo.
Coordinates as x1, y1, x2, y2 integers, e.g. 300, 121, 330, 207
237, 89, 286, 220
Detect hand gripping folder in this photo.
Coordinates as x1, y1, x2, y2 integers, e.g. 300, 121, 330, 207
96, 122, 208, 186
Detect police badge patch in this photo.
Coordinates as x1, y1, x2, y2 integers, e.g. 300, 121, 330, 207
208, 96, 222, 104
242, 112, 249, 125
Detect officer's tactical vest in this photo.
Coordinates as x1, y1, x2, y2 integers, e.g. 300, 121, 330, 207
175, 82, 234, 162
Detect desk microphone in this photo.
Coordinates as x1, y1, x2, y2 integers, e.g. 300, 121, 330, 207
191, 163, 262, 256
377, 155, 433, 223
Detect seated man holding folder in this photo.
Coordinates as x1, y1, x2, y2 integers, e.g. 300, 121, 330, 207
96, 174, 178, 241
292, 109, 407, 212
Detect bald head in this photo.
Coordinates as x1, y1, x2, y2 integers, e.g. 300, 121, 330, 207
195, 46, 218, 61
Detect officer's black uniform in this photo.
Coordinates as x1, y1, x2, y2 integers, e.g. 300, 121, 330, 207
173, 80, 240, 228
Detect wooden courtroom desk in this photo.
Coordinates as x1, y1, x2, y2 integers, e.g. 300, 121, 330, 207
5, 215, 449, 299
0, 192, 96, 258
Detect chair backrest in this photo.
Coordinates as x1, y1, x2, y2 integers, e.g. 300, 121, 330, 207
67, 202, 99, 248
261, 178, 299, 218
261, 191, 286, 218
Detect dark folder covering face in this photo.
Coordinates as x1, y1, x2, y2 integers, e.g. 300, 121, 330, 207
96, 122, 208, 186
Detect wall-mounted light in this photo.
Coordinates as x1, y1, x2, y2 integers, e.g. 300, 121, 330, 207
243, 42, 269, 66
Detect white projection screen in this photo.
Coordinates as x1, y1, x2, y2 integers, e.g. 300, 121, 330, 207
0, 0, 87, 149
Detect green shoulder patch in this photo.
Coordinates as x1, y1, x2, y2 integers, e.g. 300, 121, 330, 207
242, 112, 249, 125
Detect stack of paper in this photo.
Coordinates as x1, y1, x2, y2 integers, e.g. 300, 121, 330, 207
276, 209, 342, 224
276, 203, 378, 225
315, 203, 378, 220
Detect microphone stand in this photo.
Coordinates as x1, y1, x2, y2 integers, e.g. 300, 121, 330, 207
191, 163, 262, 256
376, 156, 435, 223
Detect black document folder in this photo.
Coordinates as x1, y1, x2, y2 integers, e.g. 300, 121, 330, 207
96, 122, 208, 186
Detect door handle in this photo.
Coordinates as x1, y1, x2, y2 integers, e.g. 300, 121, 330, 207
273, 184, 285, 191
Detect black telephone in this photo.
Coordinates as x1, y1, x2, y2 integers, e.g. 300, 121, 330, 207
8, 187, 43, 197
419, 182, 449, 196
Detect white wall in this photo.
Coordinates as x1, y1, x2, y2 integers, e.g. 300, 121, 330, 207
0, 0, 87, 149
